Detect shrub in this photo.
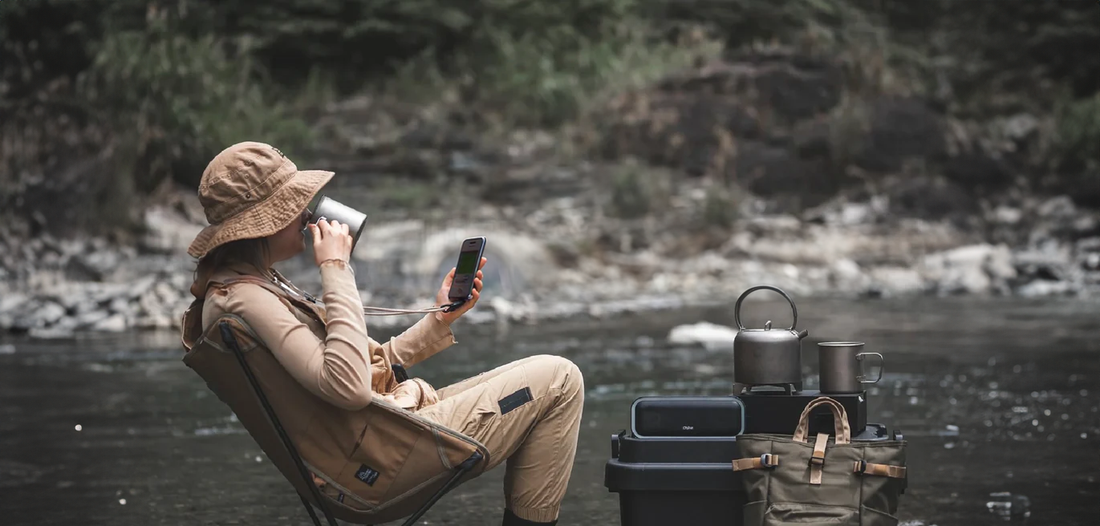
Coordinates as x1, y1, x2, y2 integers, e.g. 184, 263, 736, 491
77, 16, 312, 191
608, 162, 671, 219
1052, 94, 1100, 205
702, 184, 740, 229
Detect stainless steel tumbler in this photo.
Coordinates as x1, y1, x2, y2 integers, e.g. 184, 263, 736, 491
817, 341, 884, 393
307, 195, 369, 249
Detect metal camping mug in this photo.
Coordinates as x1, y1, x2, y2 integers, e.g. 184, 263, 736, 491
817, 341, 884, 393
306, 195, 369, 250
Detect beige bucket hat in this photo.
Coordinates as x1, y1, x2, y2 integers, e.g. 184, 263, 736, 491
187, 141, 333, 258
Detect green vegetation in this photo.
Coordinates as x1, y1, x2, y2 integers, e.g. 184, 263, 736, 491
1, 0, 1098, 234
608, 163, 671, 220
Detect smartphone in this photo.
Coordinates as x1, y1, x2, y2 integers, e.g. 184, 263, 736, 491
447, 237, 487, 302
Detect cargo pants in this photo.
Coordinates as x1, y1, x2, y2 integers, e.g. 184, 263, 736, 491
416, 354, 584, 523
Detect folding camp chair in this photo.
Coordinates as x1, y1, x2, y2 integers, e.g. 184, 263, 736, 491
181, 313, 488, 526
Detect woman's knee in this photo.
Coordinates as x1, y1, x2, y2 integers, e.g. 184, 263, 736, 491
528, 355, 584, 400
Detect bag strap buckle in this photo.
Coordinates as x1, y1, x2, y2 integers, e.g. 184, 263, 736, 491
856, 459, 868, 473
760, 453, 778, 468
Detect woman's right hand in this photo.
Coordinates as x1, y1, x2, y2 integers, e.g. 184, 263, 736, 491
309, 219, 354, 266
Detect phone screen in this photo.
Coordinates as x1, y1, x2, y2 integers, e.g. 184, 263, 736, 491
455, 250, 480, 276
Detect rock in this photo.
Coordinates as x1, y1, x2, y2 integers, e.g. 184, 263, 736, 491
830, 258, 870, 292
921, 244, 1015, 295
74, 309, 110, 328
0, 292, 27, 316
93, 314, 127, 332
1037, 195, 1077, 220
1078, 238, 1100, 271
868, 267, 927, 296
32, 301, 66, 326
109, 297, 134, 316
1013, 247, 1074, 282
133, 314, 172, 329
68, 249, 123, 281
668, 321, 738, 350
1016, 280, 1073, 298
1001, 113, 1039, 142
992, 206, 1023, 225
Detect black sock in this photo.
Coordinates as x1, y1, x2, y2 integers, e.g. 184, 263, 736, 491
502, 508, 558, 526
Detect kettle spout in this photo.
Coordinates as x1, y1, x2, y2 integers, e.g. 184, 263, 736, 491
797, 329, 809, 340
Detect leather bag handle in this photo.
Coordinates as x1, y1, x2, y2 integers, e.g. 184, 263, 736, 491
792, 396, 851, 444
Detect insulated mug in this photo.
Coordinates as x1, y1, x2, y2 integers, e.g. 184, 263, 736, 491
817, 341, 884, 393
307, 195, 369, 250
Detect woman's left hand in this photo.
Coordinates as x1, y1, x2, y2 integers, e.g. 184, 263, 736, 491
434, 257, 487, 325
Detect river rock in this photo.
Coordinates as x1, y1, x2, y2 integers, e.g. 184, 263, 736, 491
1013, 246, 1073, 282
921, 244, 1015, 295
93, 313, 127, 332
74, 309, 110, 328
0, 292, 27, 317
868, 267, 927, 297
668, 321, 738, 350
142, 205, 206, 254
829, 258, 871, 293
30, 301, 67, 328
1015, 279, 1074, 298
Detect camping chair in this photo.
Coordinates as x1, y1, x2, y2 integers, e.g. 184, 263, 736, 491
181, 314, 489, 525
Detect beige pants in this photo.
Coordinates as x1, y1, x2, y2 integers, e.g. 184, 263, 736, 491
416, 355, 584, 523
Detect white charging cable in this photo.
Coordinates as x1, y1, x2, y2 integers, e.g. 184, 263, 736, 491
267, 270, 465, 317
362, 299, 465, 316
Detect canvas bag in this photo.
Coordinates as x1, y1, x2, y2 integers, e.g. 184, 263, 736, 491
732, 397, 907, 526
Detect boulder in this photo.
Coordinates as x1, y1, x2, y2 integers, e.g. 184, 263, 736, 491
93, 314, 127, 332
921, 244, 1015, 295
668, 321, 738, 350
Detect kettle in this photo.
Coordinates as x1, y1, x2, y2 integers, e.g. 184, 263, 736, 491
733, 285, 808, 392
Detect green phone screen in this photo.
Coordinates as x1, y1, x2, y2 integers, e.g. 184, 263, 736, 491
456, 250, 480, 275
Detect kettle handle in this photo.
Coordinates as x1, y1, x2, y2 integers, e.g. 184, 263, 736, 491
734, 285, 798, 331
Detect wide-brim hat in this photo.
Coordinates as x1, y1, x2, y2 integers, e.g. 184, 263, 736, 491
187, 141, 333, 258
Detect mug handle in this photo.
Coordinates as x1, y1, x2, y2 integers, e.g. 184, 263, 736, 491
857, 352, 884, 384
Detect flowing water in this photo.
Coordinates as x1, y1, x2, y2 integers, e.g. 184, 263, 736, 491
2, 297, 1098, 525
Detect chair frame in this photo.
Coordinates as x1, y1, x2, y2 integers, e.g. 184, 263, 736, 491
219, 321, 482, 526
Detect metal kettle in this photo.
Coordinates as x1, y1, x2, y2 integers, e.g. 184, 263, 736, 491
733, 285, 808, 392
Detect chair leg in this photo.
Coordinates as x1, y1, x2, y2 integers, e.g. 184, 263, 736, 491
300, 495, 325, 526
400, 451, 483, 526
220, 322, 340, 526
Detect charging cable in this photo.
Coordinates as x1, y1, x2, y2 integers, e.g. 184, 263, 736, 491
361, 299, 466, 317
266, 269, 468, 317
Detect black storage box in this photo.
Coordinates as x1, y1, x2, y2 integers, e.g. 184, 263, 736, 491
738, 390, 866, 435
604, 424, 897, 526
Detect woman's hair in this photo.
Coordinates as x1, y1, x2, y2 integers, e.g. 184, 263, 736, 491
193, 237, 271, 286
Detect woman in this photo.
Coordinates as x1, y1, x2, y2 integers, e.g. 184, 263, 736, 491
183, 142, 583, 526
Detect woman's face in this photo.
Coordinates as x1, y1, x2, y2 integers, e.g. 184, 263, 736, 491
267, 208, 310, 263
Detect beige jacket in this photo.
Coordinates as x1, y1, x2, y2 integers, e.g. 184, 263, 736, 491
181, 261, 487, 522
199, 261, 453, 408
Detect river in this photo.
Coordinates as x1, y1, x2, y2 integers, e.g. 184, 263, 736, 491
1, 296, 1098, 525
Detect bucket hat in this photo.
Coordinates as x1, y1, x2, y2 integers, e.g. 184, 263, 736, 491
187, 141, 333, 258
